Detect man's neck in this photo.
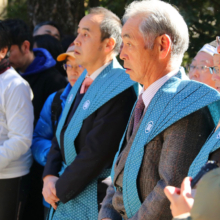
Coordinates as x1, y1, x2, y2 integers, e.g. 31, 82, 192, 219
86, 55, 114, 76
143, 62, 176, 90
20, 51, 35, 73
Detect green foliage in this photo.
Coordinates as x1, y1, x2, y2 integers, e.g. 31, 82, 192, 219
164, 0, 220, 66
2, 0, 29, 23
99, 0, 220, 66
2, 0, 220, 66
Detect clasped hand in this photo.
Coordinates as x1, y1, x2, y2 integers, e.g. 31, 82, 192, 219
43, 175, 60, 210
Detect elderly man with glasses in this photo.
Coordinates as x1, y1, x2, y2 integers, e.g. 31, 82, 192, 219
188, 41, 217, 89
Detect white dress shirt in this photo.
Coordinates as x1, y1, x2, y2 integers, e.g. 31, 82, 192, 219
86, 61, 111, 81
141, 68, 182, 109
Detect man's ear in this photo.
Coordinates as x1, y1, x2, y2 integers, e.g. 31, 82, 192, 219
104, 37, 116, 53
156, 34, 171, 60
0, 47, 8, 60
21, 40, 31, 54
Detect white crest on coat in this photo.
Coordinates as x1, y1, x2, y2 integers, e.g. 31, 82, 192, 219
83, 100, 90, 110
145, 121, 153, 134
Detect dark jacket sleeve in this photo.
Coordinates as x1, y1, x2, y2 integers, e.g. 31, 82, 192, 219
42, 136, 63, 178
55, 86, 137, 203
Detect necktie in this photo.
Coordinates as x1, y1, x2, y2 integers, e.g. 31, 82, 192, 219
80, 77, 93, 94
133, 94, 145, 133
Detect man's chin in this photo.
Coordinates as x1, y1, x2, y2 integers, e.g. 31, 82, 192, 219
125, 70, 136, 81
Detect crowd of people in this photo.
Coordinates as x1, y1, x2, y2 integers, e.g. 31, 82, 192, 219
0, 0, 220, 220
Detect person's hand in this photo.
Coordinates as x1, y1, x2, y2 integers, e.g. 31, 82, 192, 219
43, 175, 60, 210
217, 44, 220, 54
164, 177, 194, 217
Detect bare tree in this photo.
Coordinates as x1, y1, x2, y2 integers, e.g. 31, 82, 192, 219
27, 0, 85, 35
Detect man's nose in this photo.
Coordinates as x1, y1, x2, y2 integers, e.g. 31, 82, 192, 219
74, 35, 81, 46
120, 45, 127, 61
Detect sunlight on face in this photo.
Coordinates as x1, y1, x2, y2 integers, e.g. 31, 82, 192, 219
188, 51, 215, 89
211, 54, 220, 92
65, 56, 84, 86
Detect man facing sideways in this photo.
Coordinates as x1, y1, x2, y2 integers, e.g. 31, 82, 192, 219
42, 7, 137, 219
99, 1, 220, 220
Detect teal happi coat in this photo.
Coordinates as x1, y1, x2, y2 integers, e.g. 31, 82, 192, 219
188, 126, 220, 177
48, 58, 137, 220
111, 67, 220, 219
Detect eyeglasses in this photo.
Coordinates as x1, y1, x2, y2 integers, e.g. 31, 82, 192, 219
63, 63, 82, 71
209, 66, 220, 74
188, 64, 210, 73
63, 64, 73, 71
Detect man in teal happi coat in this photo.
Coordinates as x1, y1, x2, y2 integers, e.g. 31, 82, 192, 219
99, 1, 220, 220
42, 7, 137, 220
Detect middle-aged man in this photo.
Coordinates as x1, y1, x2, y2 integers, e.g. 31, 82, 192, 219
42, 7, 137, 220
99, 1, 220, 220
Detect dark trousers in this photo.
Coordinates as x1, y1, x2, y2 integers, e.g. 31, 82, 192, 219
22, 161, 44, 220
0, 173, 30, 220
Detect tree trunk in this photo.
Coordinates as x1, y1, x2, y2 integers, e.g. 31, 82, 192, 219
27, 0, 85, 35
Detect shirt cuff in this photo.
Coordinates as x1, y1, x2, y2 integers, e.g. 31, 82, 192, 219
173, 212, 191, 219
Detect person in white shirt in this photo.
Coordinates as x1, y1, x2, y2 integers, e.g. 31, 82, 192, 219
0, 21, 34, 220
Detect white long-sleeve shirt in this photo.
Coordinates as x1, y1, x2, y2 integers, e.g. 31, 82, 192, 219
0, 68, 34, 178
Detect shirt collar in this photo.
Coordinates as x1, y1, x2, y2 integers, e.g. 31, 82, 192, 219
86, 61, 111, 81
140, 68, 179, 109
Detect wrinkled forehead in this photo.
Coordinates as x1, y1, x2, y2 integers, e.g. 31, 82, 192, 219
122, 16, 144, 40
213, 54, 220, 66
79, 14, 103, 31
192, 51, 213, 65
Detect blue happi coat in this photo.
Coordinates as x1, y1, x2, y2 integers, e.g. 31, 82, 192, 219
48, 58, 137, 220
111, 67, 220, 219
188, 126, 220, 177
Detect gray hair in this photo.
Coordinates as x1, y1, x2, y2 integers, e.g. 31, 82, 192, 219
123, 0, 189, 65
89, 7, 122, 55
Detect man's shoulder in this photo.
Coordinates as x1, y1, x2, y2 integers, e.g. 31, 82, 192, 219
106, 85, 136, 106
163, 106, 214, 137
1, 68, 31, 89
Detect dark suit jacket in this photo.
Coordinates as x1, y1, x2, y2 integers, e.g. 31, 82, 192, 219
99, 106, 214, 220
43, 86, 137, 205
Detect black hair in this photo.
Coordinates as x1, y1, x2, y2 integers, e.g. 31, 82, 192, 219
0, 20, 11, 51
89, 7, 122, 55
2, 19, 33, 51
33, 21, 62, 38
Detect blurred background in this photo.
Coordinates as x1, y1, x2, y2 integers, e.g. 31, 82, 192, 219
1, 0, 219, 67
